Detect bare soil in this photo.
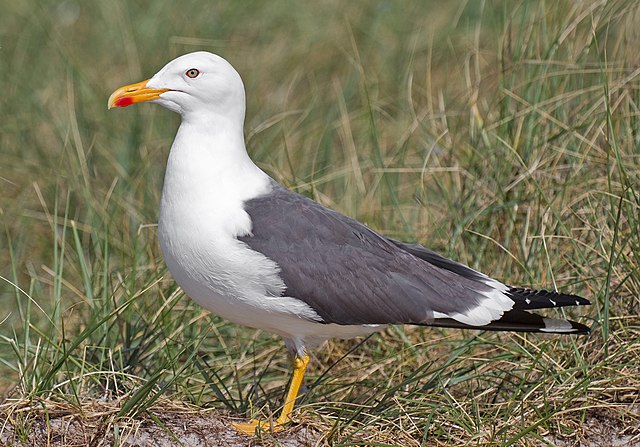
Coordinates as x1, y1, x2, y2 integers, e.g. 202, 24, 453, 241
1, 396, 639, 447
0, 409, 320, 447
2, 406, 639, 447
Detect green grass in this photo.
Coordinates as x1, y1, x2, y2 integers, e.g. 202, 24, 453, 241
1, 0, 639, 445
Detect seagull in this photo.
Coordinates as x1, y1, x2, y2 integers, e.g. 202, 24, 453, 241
108, 51, 590, 434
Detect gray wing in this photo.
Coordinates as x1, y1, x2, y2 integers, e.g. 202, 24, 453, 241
238, 182, 503, 325
387, 239, 590, 311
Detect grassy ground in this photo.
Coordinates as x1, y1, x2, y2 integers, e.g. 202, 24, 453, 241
1, 0, 639, 445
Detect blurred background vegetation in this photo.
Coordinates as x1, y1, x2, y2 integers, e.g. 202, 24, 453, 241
1, 0, 639, 445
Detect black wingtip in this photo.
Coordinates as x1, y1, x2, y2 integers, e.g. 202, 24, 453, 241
508, 287, 591, 310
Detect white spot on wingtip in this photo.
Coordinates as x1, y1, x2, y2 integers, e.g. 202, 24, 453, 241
550, 299, 557, 306
525, 298, 531, 304
575, 300, 580, 306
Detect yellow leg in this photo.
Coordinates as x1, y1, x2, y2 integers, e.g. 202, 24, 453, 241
233, 354, 310, 435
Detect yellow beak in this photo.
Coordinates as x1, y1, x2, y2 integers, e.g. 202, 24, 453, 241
107, 80, 169, 109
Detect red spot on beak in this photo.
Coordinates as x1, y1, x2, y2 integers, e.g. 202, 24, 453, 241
115, 96, 134, 107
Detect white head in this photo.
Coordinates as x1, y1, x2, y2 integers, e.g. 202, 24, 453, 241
108, 51, 246, 125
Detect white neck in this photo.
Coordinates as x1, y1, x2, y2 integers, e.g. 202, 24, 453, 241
158, 112, 271, 238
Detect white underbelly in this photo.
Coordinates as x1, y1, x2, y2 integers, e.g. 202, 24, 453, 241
157, 218, 384, 347
161, 240, 383, 341
157, 210, 334, 335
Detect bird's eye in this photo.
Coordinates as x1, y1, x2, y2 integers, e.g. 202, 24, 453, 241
185, 68, 200, 78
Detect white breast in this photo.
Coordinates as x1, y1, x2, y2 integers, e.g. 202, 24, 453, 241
156, 121, 325, 333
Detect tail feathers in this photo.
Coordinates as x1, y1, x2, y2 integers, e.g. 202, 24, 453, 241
507, 287, 590, 310
428, 309, 590, 334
